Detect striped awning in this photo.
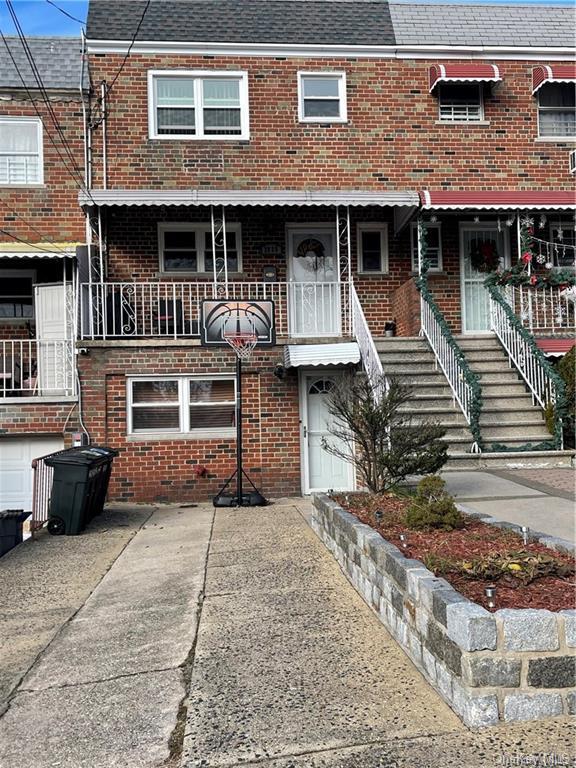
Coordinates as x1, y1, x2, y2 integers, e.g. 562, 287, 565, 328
420, 191, 576, 211
284, 342, 360, 368
429, 64, 501, 93
0, 242, 79, 258
532, 65, 576, 94
78, 189, 420, 209
535, 338, 575, 357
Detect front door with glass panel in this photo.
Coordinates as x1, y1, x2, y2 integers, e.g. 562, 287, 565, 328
460, 223, 509, 333
287, 226, 340, 337
301, 373, 353, 493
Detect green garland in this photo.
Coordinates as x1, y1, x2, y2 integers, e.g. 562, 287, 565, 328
485, 283, 567, 450
415, 217, 484, 451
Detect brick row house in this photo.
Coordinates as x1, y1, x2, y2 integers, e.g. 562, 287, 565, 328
1, 1, 574, 507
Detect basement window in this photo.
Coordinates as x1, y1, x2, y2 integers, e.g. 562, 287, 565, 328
127, 376, 236, 437
148, 71, 250, 140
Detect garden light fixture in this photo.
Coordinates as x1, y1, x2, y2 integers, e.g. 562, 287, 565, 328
485, 585, 497, 610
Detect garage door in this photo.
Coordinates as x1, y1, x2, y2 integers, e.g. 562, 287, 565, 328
0, 437, 64, 511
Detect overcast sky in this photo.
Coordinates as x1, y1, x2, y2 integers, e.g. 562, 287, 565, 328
0, 0, 572, 38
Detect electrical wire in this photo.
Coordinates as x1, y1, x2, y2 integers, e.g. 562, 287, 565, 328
45, 0, 85, 26
0, 228, 75, 255
105, 0, 150, 96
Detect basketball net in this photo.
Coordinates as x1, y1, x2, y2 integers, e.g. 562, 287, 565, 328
222, 317, 257, 362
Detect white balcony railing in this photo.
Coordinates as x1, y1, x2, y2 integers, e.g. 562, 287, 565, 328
0, 339, 76, 398
504, 284, 576, 334
350, 283, 387, 402
80, 281, 352, 340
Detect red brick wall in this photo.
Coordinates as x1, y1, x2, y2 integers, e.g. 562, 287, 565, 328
0, 400, 79, 439
78, 344, 301, 502
0, 95, 86, 244
87, 54, 574, 191
393, 279, 421, 337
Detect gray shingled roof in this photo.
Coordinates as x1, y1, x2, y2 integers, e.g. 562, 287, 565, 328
389, 3, 575, 47
0, 37, 87, 91
86, 0, 395, 45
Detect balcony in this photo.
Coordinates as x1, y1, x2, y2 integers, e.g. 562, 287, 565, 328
79, 281, 352, 340
503, 284, 576, 335
0, 339, 76, 399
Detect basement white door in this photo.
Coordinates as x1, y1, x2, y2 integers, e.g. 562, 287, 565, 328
301, 373, 353, 494
287, 227, 340, 337
0, 436, 64, 511
34, 284, 74, 396
460, 224, 509, 333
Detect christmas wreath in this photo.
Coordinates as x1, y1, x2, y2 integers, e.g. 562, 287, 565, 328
470, 239, 500, 273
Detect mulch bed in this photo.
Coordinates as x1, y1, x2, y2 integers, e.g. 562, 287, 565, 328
333, 492, 575, 612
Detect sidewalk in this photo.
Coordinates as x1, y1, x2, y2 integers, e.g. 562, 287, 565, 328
0, 500, 574, 768
442, 469, 575, 543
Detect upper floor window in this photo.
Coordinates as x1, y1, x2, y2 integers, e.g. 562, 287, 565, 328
297, 72, 347, 123
411, 223, 443, 272
538, 83, 576, 138
357, 223, 388, 274
438, 83, 483, 122
0, 117, 43, 185
158, 223, 241, 274
148, 71, 249, 140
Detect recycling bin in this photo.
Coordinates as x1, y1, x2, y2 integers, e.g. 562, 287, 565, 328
45, 446, 119, 535
0, 510, 30, 556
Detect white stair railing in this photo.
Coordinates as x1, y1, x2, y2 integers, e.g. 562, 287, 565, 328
350, 282, 388, 401
416, 276, 483, 452
488, 284, 565, 449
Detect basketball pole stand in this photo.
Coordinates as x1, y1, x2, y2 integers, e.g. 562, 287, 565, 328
213, 335, 268, 508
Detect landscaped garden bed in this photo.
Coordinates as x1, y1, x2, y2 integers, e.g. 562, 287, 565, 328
333, 491, 575, 612
311, 490, 576, 728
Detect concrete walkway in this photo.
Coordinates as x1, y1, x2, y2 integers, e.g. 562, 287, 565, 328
0, 500, 574, 768
441, 469, 575, 543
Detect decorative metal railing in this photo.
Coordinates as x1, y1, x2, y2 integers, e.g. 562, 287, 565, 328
416, 275, 483, 452
531, 236, 575, 270
79, 281, 352, 340
488, 284, 566, 449
350, 282, 387, 401
503, 284, 576, 334
0, 339, 76, 398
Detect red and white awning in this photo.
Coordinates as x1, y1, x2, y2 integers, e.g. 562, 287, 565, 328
532, 65, 576, 95
429, 64, 501, 93
420, 191, 576, 211
535, 338, 575, 358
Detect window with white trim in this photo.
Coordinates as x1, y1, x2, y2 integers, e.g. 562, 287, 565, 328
158, 223, 241, 273
128, 376, 236, 435
538, 83, 576, 138
438, 83, 483, 122
411, 223, 443, 271
148, 71, 249, 140
298, 72, 347, 123
357, 223, 388, 274
0, 117, 43, 184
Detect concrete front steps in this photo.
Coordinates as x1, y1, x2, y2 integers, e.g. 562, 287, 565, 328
375, 335, 574, 470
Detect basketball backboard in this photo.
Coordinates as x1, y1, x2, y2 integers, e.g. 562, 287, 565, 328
200, 300, 276, 347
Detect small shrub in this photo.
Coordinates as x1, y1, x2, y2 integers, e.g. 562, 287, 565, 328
406, 475, 464, 531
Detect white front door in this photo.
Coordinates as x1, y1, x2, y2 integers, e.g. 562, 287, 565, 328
460, 224, 509, 333
34, 284, 74, 395
287, 226, 340, 336
301, 372, 353, 493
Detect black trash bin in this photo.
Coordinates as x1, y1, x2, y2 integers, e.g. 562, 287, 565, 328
0, 510, 30, 556
45, 446, 119, 535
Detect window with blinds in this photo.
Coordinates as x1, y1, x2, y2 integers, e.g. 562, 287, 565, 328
149, 71, 249, 140
0, 118, 43, 185
538, 83, 576, 138
128, 376, 236, 436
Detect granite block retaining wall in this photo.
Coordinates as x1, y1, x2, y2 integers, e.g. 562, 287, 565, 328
311, 494, 575, 728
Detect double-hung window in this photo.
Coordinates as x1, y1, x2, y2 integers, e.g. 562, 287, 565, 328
149, 71, 249, 140
411, 223, 443, 272
128, 376, 236, 436
159, 223, 241, 274
357, 224, 388, 274
438, 83, 483, 122
538, 83, 576, 138
298, 72, 347, 123
0, 117, 43, 185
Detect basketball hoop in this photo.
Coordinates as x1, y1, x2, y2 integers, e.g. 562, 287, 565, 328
223, 331, 258, 362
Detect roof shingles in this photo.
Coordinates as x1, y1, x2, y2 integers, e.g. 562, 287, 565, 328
0, 37, 87, 91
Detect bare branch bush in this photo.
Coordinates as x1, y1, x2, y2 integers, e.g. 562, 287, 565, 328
321, 373, 448, 493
